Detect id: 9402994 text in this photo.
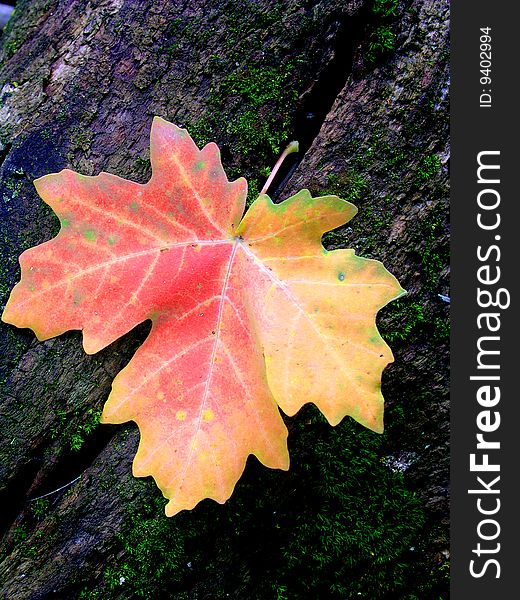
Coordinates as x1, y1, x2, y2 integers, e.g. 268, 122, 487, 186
480, 27, 492, 108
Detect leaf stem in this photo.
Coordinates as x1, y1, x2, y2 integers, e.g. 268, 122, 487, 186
260, 141, 299, 196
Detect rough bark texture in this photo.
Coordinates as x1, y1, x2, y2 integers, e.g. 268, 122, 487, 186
0, 1, 449, 598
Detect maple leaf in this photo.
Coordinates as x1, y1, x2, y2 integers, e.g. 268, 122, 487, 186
2, 117, 404, 516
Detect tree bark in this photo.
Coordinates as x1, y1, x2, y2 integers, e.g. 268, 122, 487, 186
0, 0, 449, 598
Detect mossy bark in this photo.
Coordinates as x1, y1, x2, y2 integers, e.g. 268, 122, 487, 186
0, 0, 448, 598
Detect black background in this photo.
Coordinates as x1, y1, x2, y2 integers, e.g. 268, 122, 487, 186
451, 1, 519, 596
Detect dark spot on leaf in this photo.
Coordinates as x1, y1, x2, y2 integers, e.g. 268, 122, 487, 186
338, 272, 345, 281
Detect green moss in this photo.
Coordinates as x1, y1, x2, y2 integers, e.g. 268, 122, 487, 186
1, 513, 52, 562
134, 156, 151, 173
366, 25, 396, 63
84, 407, 431, 598
187, 115, 214, 148
420, 214, 447, 290
245, 177, 260, 208
0, 173, 40, 385
415, 153, 441, 184
364, 0, 400, 65
380, 296, 450, 347
324, 141, 446, 289
49, 404, 102, 452
220, 66, 294, 110
433, 316, 450, 342
318, 171, 397, 252
1, 1, 56, 62
68, 408, 102, 452
329, 128, 408, 195
227, 109, 286, 157
24, 532, 47, 557
223, 1, 284, 51
381, 298, 427, 344
11, 524, 29, 545
321, 171, 368, 204
158, 17, 185, 56
258, 165, 271, 179
187, 62, 298, 188
30, 498, 50, 519
78, 590, 103, 600
3, 39, 18, 58
372, 0, 399, 18
99, 494, 194, 596
273, 415, 427, 598
168, 5, 314, 190
57, 107, 69, 123
3, 174, 24, 199
69, 127, 94, 154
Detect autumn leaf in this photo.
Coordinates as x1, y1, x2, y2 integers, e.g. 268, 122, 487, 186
2, 117, 404, 516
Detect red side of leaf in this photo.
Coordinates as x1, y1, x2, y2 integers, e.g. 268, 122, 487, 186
2, 117, 404, 515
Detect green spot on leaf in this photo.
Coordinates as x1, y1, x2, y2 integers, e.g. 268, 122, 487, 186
84, 229, 97, 242
73, 289, 83, 306
130, 201, 139, 212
